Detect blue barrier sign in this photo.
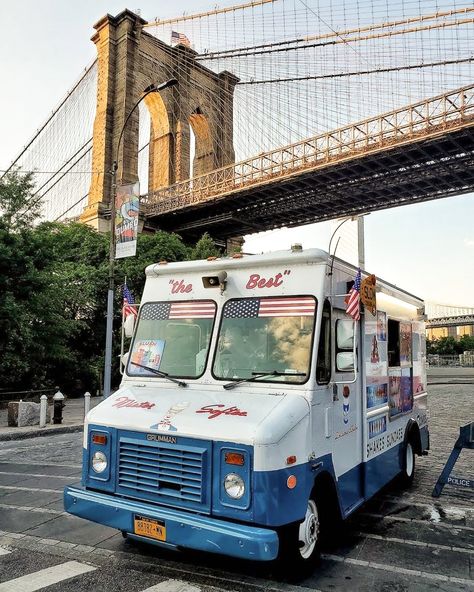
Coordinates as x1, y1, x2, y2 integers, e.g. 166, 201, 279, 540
432, 422, 473, 498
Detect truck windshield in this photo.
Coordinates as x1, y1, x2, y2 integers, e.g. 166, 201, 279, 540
213, 296, 316, 384
127, 300, 217, 379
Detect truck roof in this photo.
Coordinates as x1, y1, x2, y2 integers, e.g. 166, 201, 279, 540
145, 247, 424, 306
145, 248, 329, 277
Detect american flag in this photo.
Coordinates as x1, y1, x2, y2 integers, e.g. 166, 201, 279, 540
141, 301, 216, 320
223, 297, 315, 319
171, 31, 191, 47
345, 270, 361, 321
123, 284, 137, 318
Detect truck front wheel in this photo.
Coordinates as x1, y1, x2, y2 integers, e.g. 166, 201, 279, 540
299, 498, 320, 560
277, 495, 321, 574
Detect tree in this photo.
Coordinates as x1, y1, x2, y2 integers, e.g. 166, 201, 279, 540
189, 232, 222, 260
0, 171, 228, 394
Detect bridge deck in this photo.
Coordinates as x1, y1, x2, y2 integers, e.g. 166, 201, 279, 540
144, 85, 474, 241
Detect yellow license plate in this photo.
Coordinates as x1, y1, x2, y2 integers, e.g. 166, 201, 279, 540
134, 515, 166, 541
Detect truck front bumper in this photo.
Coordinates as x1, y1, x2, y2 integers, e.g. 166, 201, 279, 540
64, 485, 278, 561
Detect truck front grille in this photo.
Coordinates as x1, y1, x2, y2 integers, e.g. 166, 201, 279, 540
116, 436, 210, 511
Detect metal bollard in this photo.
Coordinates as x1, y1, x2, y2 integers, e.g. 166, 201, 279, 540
84, 391, 91, 418
39, 395, 48, 428
53, 389, 65, 424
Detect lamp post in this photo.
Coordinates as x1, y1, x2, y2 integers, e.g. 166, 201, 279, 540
328, 214, 369, 270
103, 78, 178, 398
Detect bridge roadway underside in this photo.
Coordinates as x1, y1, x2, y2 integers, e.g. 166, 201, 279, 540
146, 127, 474, 243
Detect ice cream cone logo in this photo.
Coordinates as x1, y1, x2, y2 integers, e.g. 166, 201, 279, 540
150, 402, 189, 432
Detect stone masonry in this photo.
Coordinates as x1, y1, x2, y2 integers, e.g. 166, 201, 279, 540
80, 10, 238, 232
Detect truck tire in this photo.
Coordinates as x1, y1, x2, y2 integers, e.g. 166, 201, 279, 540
277, 495, 321, 575
400, 438, 416, 487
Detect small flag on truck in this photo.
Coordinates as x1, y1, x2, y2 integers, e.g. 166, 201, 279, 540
345, 269, 361, 320
123, 284, 138, 318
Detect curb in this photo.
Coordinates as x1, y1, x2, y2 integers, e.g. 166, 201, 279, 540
0, 424, 84, 442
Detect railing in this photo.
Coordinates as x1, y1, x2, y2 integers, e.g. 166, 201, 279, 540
427, 315, 474, 327
144, 84, 474, 216
428, 355, 474, 368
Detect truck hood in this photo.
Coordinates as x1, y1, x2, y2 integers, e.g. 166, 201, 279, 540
86, 386, 310, 446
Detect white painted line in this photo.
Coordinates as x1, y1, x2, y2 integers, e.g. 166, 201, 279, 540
142, 581, 201, 592
0, 547, 11, 556
0, 561, 96, 592
0, 503, 63, 515
0, 463, 81, 469
0, 486, 61, 493
357, 531, 474, 555
322, 554, 474, 588
0, 472, 73, 480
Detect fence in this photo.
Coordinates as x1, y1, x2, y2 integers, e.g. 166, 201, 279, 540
428, 354, 474, 367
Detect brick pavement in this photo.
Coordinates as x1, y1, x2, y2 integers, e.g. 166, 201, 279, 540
413, 383, 472, 505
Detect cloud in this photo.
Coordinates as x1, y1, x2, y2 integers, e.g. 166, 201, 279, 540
464, 238, 474, 248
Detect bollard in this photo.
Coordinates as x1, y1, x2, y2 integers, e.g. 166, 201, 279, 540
39, 395, 48, 428
53, 389, 65, 424
84, 391, 91, 418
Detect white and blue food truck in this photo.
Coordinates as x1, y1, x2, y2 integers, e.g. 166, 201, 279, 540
65, 248, 429, 567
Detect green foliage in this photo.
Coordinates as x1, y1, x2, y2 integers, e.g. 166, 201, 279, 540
427, 335, 474, 356
0, 170, 40, 230
117, 230, 190, 297
189, 232, 222, 261
0, 174, 218, 395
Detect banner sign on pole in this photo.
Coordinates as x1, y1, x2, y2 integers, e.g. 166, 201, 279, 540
115, 182, 140, 259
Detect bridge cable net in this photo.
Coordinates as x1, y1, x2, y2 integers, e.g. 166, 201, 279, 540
5, 0, 474, 224
141, 0, 474, 214
2, 61, 98, 223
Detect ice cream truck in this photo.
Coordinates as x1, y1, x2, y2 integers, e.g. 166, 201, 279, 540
64, 247, 429, 568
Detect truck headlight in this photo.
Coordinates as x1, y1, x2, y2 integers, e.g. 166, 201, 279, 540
92, 451, 108, 473
224, 472, 245, 499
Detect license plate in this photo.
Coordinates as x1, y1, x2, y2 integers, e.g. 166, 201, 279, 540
133, 515, 166, 541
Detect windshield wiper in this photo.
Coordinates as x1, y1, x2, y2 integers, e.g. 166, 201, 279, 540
223, 370, 306, 390
131, 362, 188, 387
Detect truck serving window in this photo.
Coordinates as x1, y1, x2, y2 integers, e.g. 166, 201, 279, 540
127, 300, 217, 379
213, 296, 316, 384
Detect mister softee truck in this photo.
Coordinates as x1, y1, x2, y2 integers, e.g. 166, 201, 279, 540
65, 248, 429, 567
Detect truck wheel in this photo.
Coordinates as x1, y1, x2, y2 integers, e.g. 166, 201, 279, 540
298, 498, 320, 561
277, 496, 321, 574
400, 439, 416, 487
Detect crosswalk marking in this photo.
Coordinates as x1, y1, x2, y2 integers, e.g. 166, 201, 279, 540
0, 471, 72, 480
143, 580, 201, 592
0, 560, 96, 592
0, 548, 11, 556
0, 486, 61, 493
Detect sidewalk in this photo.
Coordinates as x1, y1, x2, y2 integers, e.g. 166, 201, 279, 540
0, 396, 102, 441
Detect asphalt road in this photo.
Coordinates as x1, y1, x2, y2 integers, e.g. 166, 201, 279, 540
0, 384, 472, 592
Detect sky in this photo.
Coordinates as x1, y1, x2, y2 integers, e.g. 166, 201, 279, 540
0, 1, 473, 308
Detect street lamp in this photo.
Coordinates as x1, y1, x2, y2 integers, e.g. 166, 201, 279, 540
327, 214, 369, 271
103, 78, 178, 398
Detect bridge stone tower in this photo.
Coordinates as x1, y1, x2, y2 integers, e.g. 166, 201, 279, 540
80, 9, 238, 231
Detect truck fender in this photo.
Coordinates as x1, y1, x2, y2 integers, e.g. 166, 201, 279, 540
311, 470, 343, 526
403, 419, 422, 456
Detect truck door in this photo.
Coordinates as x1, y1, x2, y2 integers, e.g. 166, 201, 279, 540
332, 309, 364, 513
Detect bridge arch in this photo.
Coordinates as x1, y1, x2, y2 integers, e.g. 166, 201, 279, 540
189, 109, 215, 177
81, 9, 238, 230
